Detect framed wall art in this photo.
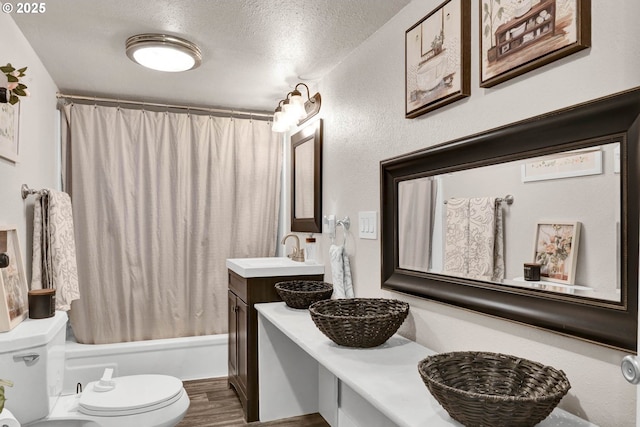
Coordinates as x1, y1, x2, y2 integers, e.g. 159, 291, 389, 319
480, 0, 591, 88
0, 102, 19, 163
533, 221, 580, 285
405, 0, 471, 118
0, 226, 29, 331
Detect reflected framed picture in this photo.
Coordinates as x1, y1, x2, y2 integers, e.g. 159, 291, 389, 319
405, 0, 471, 118
521, 147, 602, 182
533, 221, 580, 285
480, 0, 591, 88
0, 226, 29, 331
0, 102, 19, 163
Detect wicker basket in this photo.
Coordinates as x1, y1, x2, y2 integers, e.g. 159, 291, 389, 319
418, 351, 571, 427
275, 281, 333, 309
308, 298, 409, 348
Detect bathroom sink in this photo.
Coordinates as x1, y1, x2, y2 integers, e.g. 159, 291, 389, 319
226, 257, 324, 278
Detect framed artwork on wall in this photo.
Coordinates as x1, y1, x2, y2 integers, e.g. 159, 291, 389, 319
480, 0, 591, 88
405, 0, 471, 118
0, 102, 20, 163
533, 221, 581, 285
0, 226, 29, 331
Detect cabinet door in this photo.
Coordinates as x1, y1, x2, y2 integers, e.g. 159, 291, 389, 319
236, 298, 249, 395
228, 290, 238, 378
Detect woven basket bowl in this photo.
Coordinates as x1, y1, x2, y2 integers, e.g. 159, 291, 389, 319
418, 351, 571, 427
308, 298, 410, 348
275, 281, 333, 309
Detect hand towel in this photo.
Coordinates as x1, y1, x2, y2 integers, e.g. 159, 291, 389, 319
31, 189, 80, 310
329, 244, 354, 298
444, 197, 504, 281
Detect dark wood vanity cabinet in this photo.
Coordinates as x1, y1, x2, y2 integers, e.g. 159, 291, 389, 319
227, 269, 323, 421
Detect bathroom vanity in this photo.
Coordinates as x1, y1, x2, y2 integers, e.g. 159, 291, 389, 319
226, 257, 324, 421
256, 302, 596, 427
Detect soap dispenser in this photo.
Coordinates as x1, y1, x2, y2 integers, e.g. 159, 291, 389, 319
305, 235, 317, 264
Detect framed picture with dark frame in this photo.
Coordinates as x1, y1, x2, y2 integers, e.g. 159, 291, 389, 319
533, 221, 581, 285
405, 0, 471, 119
0, 226, 29, 331
480, 0, 591, 88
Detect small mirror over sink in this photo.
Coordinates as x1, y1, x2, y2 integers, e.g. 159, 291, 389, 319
291, 119, 323, 233
381, 88, 640, 352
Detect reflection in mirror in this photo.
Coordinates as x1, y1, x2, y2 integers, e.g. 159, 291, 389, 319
381, 88, 640, 351
291, 119, 322, 233
398, 143, 621, 302
294, 140, 315, 218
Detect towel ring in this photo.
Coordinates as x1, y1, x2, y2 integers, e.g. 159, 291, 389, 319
336, 217, 350, 246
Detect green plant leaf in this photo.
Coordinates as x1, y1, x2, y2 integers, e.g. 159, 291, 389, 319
14, 88, 26, 96
7, 75, 18, 83
497, 7, 504, 19
17, 67, 27, 74
9, 94, 19, 105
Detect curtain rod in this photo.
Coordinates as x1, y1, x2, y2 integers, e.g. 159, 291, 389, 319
56, 93, 273, 120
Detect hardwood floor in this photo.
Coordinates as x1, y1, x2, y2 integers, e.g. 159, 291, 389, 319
177, 378, 330, 427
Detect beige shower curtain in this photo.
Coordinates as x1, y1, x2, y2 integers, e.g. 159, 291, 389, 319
61, 104, 281, 344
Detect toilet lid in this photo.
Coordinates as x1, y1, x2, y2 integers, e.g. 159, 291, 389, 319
78, 374, 185, 417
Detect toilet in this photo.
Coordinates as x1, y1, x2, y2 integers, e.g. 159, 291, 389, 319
0, 311, 189, 426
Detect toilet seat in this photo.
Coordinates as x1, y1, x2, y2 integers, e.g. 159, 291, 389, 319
78, 374, 185, 417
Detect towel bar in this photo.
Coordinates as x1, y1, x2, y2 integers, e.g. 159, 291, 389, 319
21, 184, 42, 199
444, 195, 514, 205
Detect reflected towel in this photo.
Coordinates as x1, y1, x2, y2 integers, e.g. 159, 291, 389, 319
31, 189, 80, 310
444, 197, 504, 281
329, 244, 354, 298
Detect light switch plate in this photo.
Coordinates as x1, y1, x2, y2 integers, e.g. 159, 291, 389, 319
358, 211, 377, 240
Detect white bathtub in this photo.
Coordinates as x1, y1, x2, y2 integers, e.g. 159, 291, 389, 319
62, 334, 228, 394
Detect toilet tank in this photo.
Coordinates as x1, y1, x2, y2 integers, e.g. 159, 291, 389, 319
0, 311, 67, 425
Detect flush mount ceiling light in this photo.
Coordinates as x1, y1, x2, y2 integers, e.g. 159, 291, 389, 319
272, 83, 321, 133
126, 34, 202, 72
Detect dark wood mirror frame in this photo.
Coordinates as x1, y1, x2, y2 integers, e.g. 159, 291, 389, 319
381, 88, 640, 352
291, 119, 323, 233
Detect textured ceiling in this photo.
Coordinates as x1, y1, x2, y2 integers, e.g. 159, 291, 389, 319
11, 0, 410, 113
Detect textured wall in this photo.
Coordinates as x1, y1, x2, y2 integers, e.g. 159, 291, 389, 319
311, 1, 640, 425
0, 13, 60, 280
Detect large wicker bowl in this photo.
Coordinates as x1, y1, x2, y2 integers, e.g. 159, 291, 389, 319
308, 298, 409, 348
275, 281, 333, 309
418, 351, 571, 427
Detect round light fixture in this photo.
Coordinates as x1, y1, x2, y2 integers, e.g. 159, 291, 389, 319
126, 34, 202, 72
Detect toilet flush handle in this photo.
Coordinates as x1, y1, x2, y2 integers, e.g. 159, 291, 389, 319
13, 353, 40, 364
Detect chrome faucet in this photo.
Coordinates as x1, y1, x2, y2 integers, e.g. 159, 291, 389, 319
281, 234, 305, 262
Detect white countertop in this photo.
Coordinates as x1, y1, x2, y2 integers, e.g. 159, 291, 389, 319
255, 302, 597, 427
226, 257, 324, 278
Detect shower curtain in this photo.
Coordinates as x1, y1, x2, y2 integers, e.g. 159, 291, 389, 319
61, 104, 281, 344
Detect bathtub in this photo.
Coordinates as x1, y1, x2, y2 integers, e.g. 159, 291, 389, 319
62, 333, 228, 394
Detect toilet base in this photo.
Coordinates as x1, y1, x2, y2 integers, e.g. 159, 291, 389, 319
25, 389, 189, 427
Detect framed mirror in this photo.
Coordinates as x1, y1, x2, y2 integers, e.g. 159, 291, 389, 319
381, 88, 640, 352
291, 119, 322, 233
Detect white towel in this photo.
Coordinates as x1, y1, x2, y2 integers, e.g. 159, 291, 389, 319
329, 244, 354, 298
31, 189, 80, 310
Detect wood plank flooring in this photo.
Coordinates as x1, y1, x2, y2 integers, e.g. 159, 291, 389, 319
177, 378, 330, 427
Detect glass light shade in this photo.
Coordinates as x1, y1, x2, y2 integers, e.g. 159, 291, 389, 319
132, 46, 196, 72
126, 34, 202, 72
272, 111, 290, 133
288, 94, 307, 120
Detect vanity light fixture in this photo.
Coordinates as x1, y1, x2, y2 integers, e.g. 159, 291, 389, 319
125, 33, 202, 72
271, 83, 321, 133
